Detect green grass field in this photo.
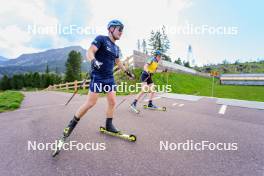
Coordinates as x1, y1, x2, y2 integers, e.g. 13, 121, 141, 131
119, 69, 264, 102
0, 91, 24, 113
154, 71, 264, 102
59, 69, 264, 102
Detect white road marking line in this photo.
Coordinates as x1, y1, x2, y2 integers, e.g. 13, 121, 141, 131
178, 104, 184, 107
172, 103, 178, 106
218, 105, 227, 114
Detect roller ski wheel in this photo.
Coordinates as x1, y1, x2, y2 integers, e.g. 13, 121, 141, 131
129, 134, 137, 142
52, 137, 66, 157
143, 104, 166, 111
99, 126, 136, 142
99, 126, 105, 132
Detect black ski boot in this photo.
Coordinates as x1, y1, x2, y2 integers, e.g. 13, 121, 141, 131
106, 118, 120, 133
148, 100, 158, 109
130, 99, 140, 113
131, 99, 137, 108
63, 116, 80, 137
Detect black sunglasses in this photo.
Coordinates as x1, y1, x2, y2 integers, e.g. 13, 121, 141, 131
115, 26, 123, 32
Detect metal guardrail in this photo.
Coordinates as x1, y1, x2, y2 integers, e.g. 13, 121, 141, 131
220, 74, 264, 85
220, 74, 264, 80
221, 77, 264, 81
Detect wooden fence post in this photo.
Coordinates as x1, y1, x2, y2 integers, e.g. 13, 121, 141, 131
74, 80, 78, 92
83, 80, 86, 90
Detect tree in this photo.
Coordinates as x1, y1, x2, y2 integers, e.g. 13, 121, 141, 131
10, 74, 24, 89
174, 58, 182, 65
148, 26, 171, 61
65, 50, 82, 82
44, 73, 51, 87
234, 60, 240, 65
0, 72, 64, 90
222, 59, 229, 65
55, 66, 59, 74
0, 75, 11, 90
32, 72, 41, 88
45, 64, 50, 74
142, 39, 148, 54
54, 74, 62, 84
162, 27, 170, 60
40, 74, 46, 88
183, 61, 191, 68
23, 73, 33, 87
137, 39, 141, 51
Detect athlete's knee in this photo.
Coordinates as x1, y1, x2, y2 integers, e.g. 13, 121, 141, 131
142, 85, 149, 92
108, 98, 116, 108
149, 85, 155, 92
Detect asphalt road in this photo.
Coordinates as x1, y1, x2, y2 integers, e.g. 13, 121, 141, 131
0, 91, 263, 176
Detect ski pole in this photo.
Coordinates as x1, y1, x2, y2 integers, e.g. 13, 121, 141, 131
65, 79, 87, 106
116, 72, 150, 109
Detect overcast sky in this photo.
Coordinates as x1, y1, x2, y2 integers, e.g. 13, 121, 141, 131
0, 0, 263, 66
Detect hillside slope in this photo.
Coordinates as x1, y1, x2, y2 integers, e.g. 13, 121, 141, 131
116, 69, 264, 102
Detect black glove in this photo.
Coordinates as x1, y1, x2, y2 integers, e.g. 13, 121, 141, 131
91, 59, 103, 70
125, 70, 135, 79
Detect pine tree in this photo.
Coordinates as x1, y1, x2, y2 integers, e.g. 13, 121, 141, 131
10, 74, 24, 89
142, 39, 148, 54
174, 58, 182, 65
33, 72, 41, 88
55, 66, 59, 74
0, 75, 11, 90
40, 74, 46, 88
161, 26, 170, 54
45, 64, 50, 74
23, 73, 33, 87
43, 73, 51, 88
65, 50, 82, 82
137, 39, 141, 51
183, 61, 191, 68
148, 26, 171, 61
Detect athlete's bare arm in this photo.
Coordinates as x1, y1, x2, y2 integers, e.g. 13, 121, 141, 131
87, 45, 98, 62
143, 63, 149, 73
115, 58, 126, 71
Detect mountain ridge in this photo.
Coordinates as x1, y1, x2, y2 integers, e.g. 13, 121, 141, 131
0, 46, 90, 77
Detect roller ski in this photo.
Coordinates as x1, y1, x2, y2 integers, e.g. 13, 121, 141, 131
51, 136, 66, 157
99, 120, 136, 142
143, 102, 166, 111
99, 127, 136, 142
52, 116, 80, 157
